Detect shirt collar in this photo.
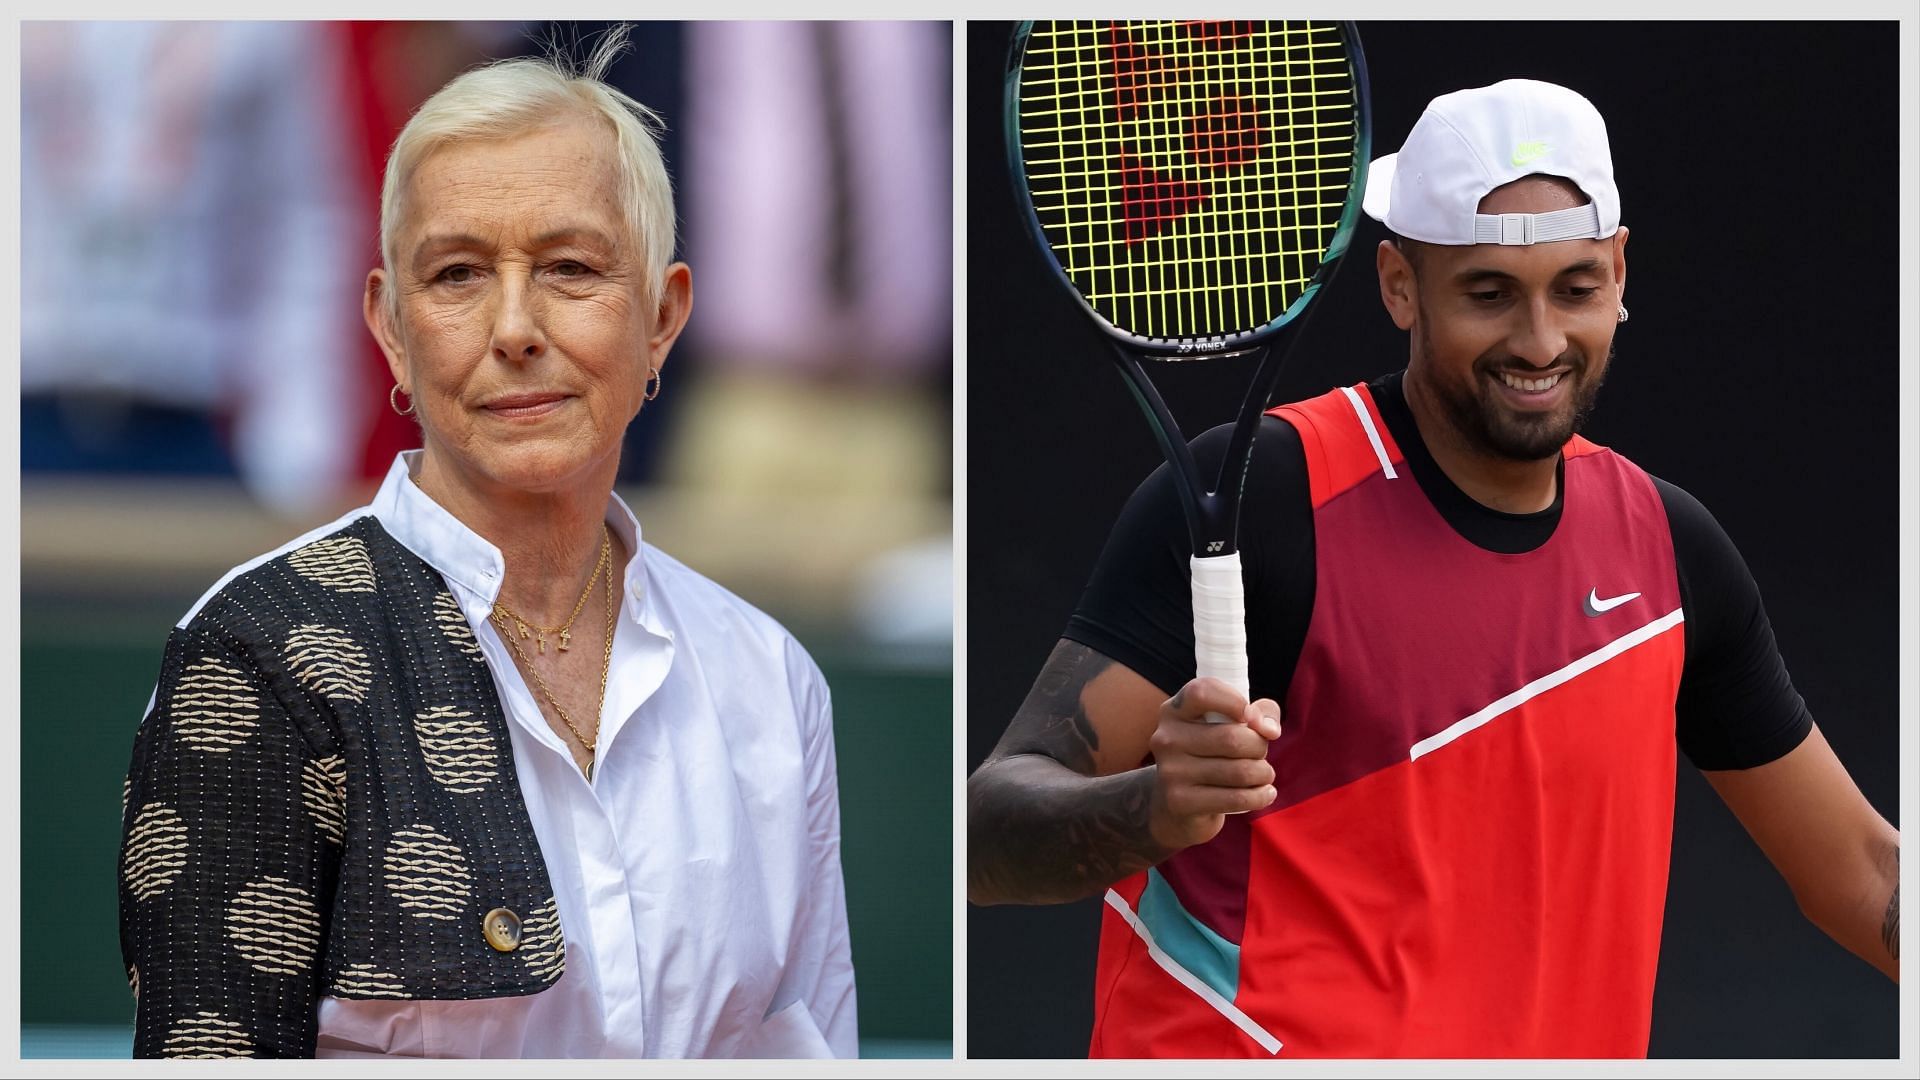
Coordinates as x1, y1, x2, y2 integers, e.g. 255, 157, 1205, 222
370, 451, 659, 631
603, 479, 656, 631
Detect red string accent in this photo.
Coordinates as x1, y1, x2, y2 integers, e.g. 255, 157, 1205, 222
1187, 93, 1263, 172
1180, 21, 1259, 48
1106, 24, 1174, 121
1115, 149, 1208, 244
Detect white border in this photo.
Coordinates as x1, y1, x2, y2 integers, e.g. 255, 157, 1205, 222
948, 15, 969, 1065
3, 1, 1916, 1077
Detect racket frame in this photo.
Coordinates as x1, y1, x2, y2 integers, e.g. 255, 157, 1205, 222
1004, 19, 1373, 559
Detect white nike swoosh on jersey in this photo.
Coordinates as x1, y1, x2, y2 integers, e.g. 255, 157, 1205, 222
1584, 588, 1642, 617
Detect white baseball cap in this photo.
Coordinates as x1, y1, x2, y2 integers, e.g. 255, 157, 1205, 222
1363, 79, 1621, 246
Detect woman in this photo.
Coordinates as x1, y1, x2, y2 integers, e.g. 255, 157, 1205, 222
117, 32, 856, 1059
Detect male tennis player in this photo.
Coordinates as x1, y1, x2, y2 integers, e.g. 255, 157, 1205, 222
967, 79, 1899, 1058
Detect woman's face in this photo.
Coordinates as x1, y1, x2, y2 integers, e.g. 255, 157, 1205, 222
366, 115, 690, 501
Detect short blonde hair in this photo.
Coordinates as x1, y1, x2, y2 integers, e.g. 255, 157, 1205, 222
378, 28, 675, 311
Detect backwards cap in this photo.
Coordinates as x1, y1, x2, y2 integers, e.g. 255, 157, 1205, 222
1362, 78, 1620, 246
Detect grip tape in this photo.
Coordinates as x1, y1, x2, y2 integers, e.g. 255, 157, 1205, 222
1190, 553, 1249, 724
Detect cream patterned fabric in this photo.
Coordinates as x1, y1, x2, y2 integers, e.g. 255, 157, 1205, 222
118, 517, 566, 1058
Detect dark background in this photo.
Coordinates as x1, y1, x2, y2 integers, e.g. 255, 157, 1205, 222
967, 20, 1901, 1058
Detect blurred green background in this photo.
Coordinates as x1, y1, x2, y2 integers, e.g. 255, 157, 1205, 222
20, 479, 953, 1059
20, 18, 953, 1058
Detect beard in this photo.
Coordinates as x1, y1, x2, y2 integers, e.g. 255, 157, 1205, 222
1415, 321, 1611, 462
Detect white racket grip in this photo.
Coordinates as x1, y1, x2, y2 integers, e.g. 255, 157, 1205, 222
1190, 552, 1250, 725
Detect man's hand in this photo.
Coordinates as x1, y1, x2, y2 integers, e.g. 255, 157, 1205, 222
1147, 677, 1283, 851
971, 642, 1285, 905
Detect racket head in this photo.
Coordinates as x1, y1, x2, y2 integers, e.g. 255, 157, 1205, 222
1006, 21, 1371, 358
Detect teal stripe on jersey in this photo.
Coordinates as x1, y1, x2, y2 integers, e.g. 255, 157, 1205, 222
1137, 868, 1241, 1002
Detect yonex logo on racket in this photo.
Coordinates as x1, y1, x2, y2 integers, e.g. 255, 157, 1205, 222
1104, 22, 1269, 244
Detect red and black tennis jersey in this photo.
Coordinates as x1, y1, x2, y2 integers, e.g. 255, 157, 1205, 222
1066, 371, 1811, 1058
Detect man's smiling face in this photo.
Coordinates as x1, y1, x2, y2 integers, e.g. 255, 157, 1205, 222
1382, 175, 1629, 462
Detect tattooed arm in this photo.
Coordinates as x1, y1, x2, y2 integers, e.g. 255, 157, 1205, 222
968, 640, 1281, 906
1704, 724, 1899, 981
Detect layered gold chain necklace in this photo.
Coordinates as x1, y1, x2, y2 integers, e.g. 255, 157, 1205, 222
492, 529, 610, 654
492, 526, 615, 779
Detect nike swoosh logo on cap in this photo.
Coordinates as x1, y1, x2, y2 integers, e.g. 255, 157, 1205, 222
1512, 141, 1551, 167
1584, 588, 1641, 617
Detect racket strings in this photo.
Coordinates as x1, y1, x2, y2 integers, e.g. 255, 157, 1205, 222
1017, 20, 1358, 343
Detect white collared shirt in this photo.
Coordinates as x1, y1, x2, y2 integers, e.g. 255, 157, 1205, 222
176, 453, 857, 1058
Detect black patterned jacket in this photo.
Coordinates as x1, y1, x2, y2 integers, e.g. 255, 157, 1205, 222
119, 515, 566, 1058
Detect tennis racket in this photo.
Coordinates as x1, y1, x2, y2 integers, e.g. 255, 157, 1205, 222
1007, 20, 1371, 722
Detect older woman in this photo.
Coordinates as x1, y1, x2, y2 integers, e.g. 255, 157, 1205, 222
117, 34, 856, 1059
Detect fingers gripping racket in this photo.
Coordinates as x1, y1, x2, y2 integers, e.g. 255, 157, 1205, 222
1008, 20, 1371, 722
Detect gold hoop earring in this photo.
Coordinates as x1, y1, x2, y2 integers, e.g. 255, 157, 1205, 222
645, 368, 662, 402
390, 384, 416, 416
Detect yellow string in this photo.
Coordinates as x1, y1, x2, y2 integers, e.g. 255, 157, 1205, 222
1017, 20, 1356, 341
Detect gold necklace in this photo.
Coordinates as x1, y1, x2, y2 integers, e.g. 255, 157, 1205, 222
492, 527, 617, 779
492, 530, 610, 654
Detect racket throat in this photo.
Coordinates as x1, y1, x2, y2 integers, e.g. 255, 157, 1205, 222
1108, 342, 1272, 560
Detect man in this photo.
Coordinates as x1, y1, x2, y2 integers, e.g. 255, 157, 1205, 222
968, 79, 1898, 1058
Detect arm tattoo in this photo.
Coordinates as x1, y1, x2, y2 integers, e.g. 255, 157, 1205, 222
968, 762, 1170, 905
1882, 847, 1899, 963
968, 642, 1171, 905
1001, 641, 1108, 773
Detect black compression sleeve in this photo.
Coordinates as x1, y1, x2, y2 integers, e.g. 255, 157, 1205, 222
1064, 417, 1314, 701
1657, 476, 1814, 770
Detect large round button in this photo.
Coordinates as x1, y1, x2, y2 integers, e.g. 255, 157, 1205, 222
483, 907, 523, 952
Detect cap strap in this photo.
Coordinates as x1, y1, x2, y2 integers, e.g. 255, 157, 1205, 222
1471, 203, 1603, 245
